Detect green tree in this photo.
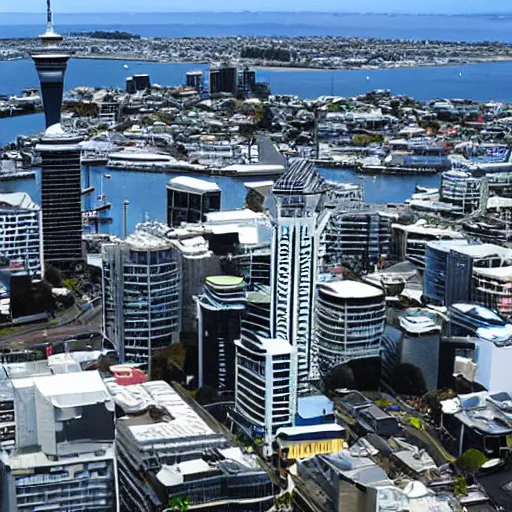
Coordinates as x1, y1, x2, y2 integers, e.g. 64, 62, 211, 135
453, 476, 468, 497
457, 449, 488, 474
167, 496, 190, 511
44, 264, 62, 287
324, 364, 356, 393
391, 363, 427, 396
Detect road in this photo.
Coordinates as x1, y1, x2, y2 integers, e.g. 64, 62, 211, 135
0, 305, 102, 350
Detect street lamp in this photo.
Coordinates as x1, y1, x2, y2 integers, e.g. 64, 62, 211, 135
122, 200, 130, 239
98, 173, 112, 203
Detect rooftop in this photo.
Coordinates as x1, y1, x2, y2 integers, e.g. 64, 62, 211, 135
205, 275, 245, 291
0, 192, 39, 211
167, 176, 220, 194
273, 159, 325, 195
106, 380, 220, 442
318, 280, 384, 300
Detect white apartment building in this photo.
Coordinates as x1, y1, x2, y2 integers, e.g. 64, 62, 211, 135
272, 159, 328, 389
0, 192, 43, 279
102, 231, 181, 376
235, 330, 296, 457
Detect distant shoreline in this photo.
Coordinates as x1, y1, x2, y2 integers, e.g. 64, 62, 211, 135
72, 55, 512, 72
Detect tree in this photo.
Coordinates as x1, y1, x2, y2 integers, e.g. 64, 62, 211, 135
453, 476, 468, 497
167, 496, 190, 511
245, 189, 265, 213
422, 391, 443, 426
324, 364, 355, 393
457, 449, 488, 474
44, 264, 62, 287
195, 386, 219, 406
391, 363, 427, 396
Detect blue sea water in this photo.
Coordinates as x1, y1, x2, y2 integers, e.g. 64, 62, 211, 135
81, 167, 439, 237
3, 58, 512, 104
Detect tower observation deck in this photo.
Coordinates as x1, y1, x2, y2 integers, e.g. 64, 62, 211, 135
31, 0, 69, 129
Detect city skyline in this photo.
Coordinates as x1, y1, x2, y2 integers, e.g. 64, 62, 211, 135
1, 0, 512, 14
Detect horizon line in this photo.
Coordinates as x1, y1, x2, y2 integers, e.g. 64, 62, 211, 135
2, 10, 512, 15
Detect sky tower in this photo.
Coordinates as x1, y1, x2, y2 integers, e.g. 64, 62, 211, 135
31, 0, 69, 128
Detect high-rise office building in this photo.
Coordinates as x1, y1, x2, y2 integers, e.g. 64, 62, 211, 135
0, 193, 43, 280
315, 280, 386, 378
35, 126, 83, 267
271, 160, 327, 389
102, 233, 181, 376
239, 67, 256, 97
197, 276, 247, 391
186, 70, 203, 89
210, 64, 238, 95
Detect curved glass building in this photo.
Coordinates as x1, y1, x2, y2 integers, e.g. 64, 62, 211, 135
315, 280, 385, 378
440, 170, 487, 214
197, 276, 246, 391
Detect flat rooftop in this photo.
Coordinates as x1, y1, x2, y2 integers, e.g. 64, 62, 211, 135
318, 280, 383, 300
167, 176, 220, 194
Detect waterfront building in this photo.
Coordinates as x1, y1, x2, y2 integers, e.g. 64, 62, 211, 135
210, 64, 238, 95
35, 125, 83, 267
186, 70, 203, 89
0, 371, 116, 512
0, 192, 43, 280
323, 181, 364, 209
125, 77, 136, 94
166, 176, 221, 228
108, 379, 274, 511
315, 280, 386, 378
440, 170, 488, 214
271, 159, 328, 388
101, 232, 181, 376
239, 67, 256, 97
197, 275, 247, 391
133, 74, 151, 91
392, 222, 465, 268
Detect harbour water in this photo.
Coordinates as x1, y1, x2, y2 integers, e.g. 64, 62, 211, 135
3, 59, 512, 103
80, 166, 439, 238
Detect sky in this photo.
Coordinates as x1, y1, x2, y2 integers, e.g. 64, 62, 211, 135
0, 0, 511, 14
